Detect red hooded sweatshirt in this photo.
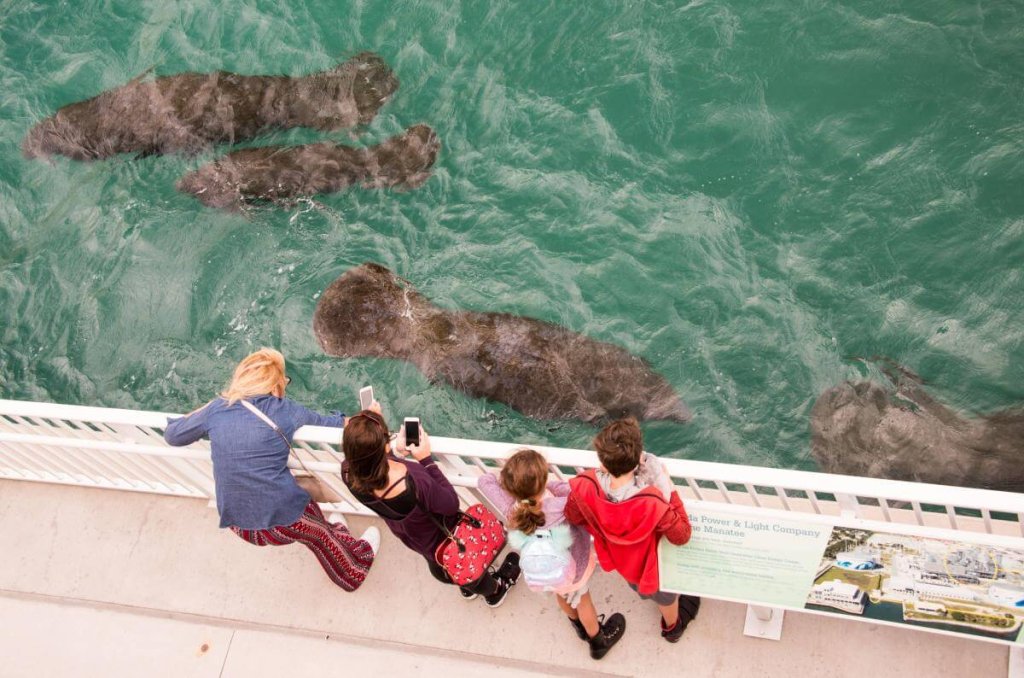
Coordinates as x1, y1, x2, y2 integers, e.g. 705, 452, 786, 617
565, 469, 691, 595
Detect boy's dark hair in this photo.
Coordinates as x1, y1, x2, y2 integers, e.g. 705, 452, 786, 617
593, 417, 643, 477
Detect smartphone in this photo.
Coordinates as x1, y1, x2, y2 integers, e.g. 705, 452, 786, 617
403, 417, 420, 447
359, 386, 374, 410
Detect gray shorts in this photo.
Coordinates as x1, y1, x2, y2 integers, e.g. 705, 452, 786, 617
628, 583, 678, 607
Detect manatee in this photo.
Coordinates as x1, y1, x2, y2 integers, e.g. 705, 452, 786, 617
176, 124, 439, 210
313, 263, 692, 424
23, 52, 398, 160
810, 362, 1024, 491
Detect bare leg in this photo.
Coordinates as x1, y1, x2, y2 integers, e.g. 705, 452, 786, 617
555, 593, 577, 619
557, 592, 600, 637
658, 599, 680, 627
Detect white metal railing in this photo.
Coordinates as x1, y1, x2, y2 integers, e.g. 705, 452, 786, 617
1, 398, 1022, 540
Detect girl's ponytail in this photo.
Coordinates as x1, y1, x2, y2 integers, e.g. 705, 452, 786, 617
500, 448, 550, 535
509, 497, 546, 535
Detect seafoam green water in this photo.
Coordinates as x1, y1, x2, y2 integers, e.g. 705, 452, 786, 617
1, 1, 1022, 470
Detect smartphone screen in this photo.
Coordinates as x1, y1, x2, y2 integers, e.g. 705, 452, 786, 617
359, 386, 374, 410
404, 418, 420, 447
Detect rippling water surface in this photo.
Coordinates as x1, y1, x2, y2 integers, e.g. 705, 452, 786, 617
1, 1, 1022, 470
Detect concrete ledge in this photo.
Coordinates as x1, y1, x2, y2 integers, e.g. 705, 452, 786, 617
0, 479, 1009, 677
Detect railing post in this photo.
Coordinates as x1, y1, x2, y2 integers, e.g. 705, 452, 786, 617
1007, 647, 1024, 678
836, 492, 860, 519
743, 605, 784, 640
1010, 647, 1024, 678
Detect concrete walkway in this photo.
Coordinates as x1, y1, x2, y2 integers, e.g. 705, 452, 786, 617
0, 480, 1010, 677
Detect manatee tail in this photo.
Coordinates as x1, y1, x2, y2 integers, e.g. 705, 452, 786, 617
362, 124, 440, 189
339, 52, 399, 124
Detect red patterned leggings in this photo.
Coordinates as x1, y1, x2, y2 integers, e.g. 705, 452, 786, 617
231, 501, 374, 592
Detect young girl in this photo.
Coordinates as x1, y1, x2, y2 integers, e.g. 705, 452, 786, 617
478, 449, 626, 660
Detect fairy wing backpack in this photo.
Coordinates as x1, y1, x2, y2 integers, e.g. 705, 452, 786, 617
509, 524, 576, 592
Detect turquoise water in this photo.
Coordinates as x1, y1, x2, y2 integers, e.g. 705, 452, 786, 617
1, 1, 1022, 470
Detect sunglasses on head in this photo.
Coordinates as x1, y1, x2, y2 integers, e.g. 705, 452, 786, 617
352, 410, 397, 441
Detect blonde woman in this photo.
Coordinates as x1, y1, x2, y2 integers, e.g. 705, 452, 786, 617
164, 348, 378, 592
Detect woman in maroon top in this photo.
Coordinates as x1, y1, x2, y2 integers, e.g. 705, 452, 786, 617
342, 408, 521, 607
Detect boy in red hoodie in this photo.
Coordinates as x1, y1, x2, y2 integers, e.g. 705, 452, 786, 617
565, 417, 700, 642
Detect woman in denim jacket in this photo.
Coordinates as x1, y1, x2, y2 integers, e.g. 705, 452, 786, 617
164, 348, 378, 591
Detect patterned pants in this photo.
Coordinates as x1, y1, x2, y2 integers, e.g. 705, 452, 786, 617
232, 501, 374, 592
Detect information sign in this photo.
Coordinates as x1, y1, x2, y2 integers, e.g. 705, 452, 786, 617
659, 508, 1024, 645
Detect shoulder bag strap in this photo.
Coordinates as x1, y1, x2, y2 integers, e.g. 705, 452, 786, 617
238, 399, 316, 476
405, 469, 472, 551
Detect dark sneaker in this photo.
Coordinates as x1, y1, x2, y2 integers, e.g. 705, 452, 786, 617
459, 588, 478, 601
661, 594, 701, 643
588, 613, 626, 660
483, 553, 522, 608
569, 616, 588, 641
495, 552, 521, 583
483, 574, 515, 608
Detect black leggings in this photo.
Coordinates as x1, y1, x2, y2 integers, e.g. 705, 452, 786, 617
427, 557, 500, 597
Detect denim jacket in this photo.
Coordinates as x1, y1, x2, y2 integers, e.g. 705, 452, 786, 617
164, 395, 344, 530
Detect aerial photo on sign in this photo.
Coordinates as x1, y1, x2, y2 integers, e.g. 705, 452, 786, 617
807, 527, 1024, 642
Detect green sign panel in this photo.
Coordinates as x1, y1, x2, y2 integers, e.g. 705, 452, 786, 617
659, 508, 1024, 645
659, 508, 831, 608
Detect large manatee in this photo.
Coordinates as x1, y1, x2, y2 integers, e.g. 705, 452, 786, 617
176, 124, 439, 210
810, 363, 1024, 491
313, 263, 692, 424
23, 52, 397, 160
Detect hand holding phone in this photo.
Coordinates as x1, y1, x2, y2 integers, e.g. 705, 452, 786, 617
359, 386, 374, 410
403, 418, 431, 461
403, 417, 420, 447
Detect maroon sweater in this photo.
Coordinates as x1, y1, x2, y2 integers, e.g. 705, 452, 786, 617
347, 455, 460, 560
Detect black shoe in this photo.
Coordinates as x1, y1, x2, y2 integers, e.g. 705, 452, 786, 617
661, 595, 701, 643
459, 588, 478, 601
588, 613, 626, 660
495, 552, 521, 583
483, 574, 515, 608
569, 616, 588, 641
483, 553, 522, 608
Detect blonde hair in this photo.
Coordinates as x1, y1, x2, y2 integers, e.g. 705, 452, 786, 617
221, 348, 286, 405
500, 449, 550, 535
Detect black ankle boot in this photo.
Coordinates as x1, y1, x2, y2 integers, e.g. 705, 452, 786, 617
588, 612, 626, 660
662, 594, 701, 642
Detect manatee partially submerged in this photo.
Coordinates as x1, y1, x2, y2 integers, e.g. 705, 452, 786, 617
23, 53, 398, 160
176, 124, 439, 210
810, 364, 1024, 491
313, 263, 692, 424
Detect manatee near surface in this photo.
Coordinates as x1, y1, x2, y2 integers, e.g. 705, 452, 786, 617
177, 124, 439, 210
811, 365, 1023, 491
313, 263, 692, 424
23, 52, 398, 160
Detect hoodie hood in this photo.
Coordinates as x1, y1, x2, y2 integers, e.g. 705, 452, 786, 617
571, 471, 671, 544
